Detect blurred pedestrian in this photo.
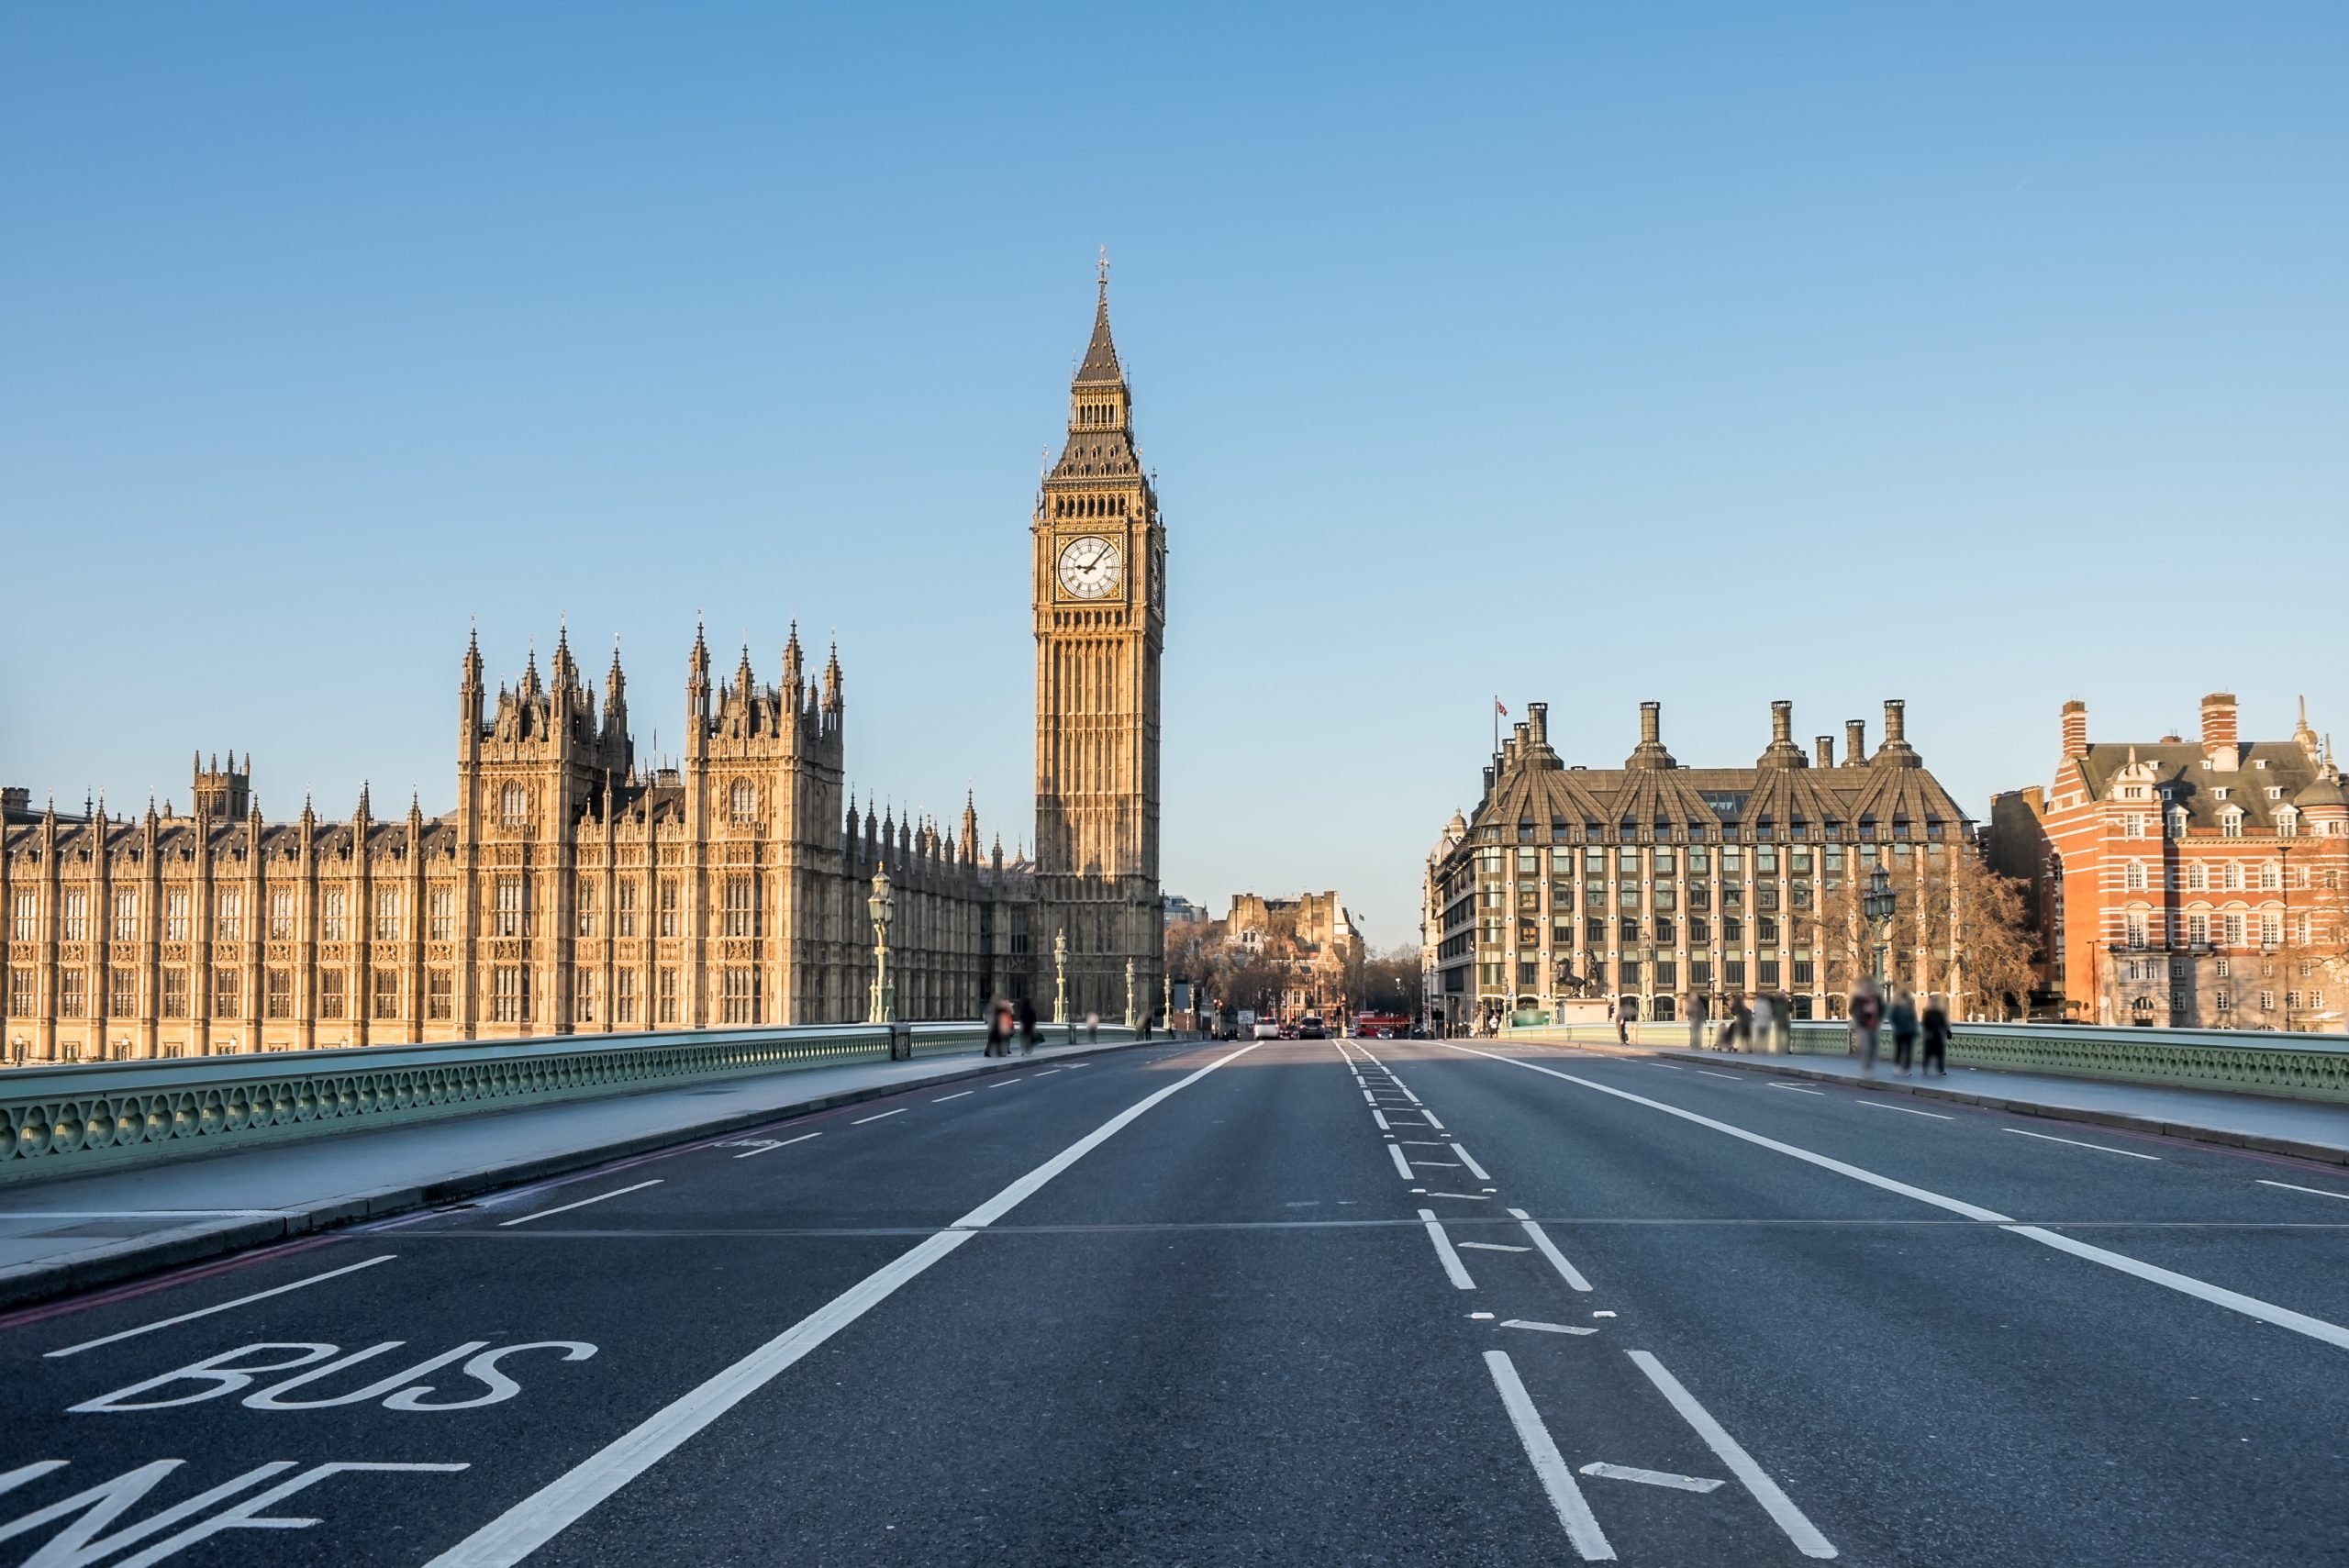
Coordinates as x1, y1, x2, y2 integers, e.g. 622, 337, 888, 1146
985, 1000, 1013, 1058
1014, 995, 1040, 1054
1731, 996, 1753, 1051
1616, 995, 1634, 1044
1752, 994, 1774, 1056
1889, 989, 1920, 1074
1851, 977, 1884, 1075
1689, 993, 1709, 1051
1921, 993, 1951, 1076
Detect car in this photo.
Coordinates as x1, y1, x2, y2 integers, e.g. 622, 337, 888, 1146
1251, 1018, 1280, 1040
1298, 1016, 1327, 1040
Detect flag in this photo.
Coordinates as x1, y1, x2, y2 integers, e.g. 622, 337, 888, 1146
1495, 698, 1508, 717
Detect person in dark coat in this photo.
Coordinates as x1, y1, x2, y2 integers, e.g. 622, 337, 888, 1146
1851, 978, 1884, 1075
1920, 994, 1951, 1076
1014, 995, 1040, 1054
1889, 989, 1920, 1074
985, 1000, 1013, 1058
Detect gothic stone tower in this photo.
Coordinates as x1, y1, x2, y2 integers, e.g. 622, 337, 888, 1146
1034, 263, 1165, 1020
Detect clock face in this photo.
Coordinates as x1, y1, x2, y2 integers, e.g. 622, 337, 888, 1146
1057, 535, 1122, 599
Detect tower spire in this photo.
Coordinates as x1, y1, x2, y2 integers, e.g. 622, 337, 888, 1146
1075, 250, 1123, 386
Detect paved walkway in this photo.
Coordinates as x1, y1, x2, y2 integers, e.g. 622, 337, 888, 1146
0, 1034, 1163, 1307
1548, 1040, 2349, 1162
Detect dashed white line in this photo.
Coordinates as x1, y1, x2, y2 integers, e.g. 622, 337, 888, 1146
1425, 1191, 1492, 1201
498, 1180, 663, 1229
1485, 1351, 1615, 1561
2003, 1128, 2156, 1160
734, 1131, 823, 1159
1767, 1084, 1827, 1096
2258, 1179, 2349, 1203
932, 1092, 974, 1103
1630, 1351, 1835, 1555
1451, 1143, 1494, 1182
1697, 1070, 1743, 1081
1388, 1144, 1415, 1179
1371, 1108, 1391, 1129
1502, 1318, 1598, 1336
1649, 1063, 1685, 1071
1418, 1208, 1477, 1289
1419, 1110, 1447, 1130
852, 1108, 907, 1125
1508, 1207, 1594, 1292
45, 1255, 398, 1359
1857, 1101, 1954, 1120
1460, 1241, 1531, 1253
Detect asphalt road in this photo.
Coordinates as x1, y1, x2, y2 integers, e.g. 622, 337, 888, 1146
7, 1038, 2349, 1566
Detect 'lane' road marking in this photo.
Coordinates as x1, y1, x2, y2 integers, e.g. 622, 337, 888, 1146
852, 1108, 907, 1125
45, 1255, 397, 1360
1485, 1351, 1615, 1561
1628, 1350, 1836, 1557
734, 1132, 822, 1159
1857, 1101, 1954, 1120
1508, 1207, 1594, 1292
429, 1043, 1264, 1567
499, 1181, 663, 1229
2003, 1128, 2156, 1160
1417, 1208, 1477, 1289
2259, 1179, 2349, 1202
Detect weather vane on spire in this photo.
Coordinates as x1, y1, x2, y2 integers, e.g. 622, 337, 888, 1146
1097, 244, 1109, 292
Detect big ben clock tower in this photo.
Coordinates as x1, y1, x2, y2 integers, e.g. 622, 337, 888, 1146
1034, 257, 1164, 1021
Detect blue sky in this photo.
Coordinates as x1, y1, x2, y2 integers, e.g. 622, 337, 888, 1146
3, 3, 2343, 949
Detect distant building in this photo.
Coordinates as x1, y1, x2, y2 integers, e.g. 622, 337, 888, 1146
1225, 890, 1364, 1020
1162, 894, 1210, 927
1430, 698, 1975, 1032
2008, 695, 2347, 1029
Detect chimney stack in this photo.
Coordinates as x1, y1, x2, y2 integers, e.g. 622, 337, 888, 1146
2061, 699, 2088, 760
1845, 717, 1867, 764
2201, 692, 2240, 770
1771, 700, 1794, 747
1816, 735, 1835, 768
1884, 699, 1906, 746
1640, 703, 1661, 747
1528, 702, 1549, 747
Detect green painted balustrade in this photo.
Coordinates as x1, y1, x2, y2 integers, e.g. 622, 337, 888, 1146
0, 1021, 1135, 1184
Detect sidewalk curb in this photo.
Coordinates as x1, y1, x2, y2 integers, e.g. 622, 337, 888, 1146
0, 1034, 1177, 1314
1506, 1040, 2349, 1169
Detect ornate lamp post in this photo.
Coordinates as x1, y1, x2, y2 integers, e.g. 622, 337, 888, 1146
1052, 928, 1069, 1025
1162, 968, 1172, 1029
1125, 957, 1140, 1029
1863, 865, 1897, 985
866, 865, 896, 1024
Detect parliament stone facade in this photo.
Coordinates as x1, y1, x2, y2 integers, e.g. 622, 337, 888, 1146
2, 278, 1164, 1062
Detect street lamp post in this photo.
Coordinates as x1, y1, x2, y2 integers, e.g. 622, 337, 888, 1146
1052, 929, 1069, 1025
1863, 865, 1897, 987
866, 865, 896, 1024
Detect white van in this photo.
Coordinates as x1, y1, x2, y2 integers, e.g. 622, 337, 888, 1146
1251, 1017, 1280, 1040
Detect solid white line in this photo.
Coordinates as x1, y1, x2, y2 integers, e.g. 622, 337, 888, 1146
2003, 1128, 2156, 1160
1697, 1071, 1743, 1081
1507, 1207, 1594, 1293
1387, 1144, 1415, 1179
734, 1131, 822, 1159
1452, 1143, 1494, 1181
1484, 1351, 1616, 1561
1502, 1318, 1598, 1336
1628, 1350, 1836, 1558
852, 1108, 907, 1125
497, 1180, 663, 1228
931, 1092, 974, 1103
1417, 1208, 1477, 1289
1857, 1101, 1954, 1120
428, 1042, 1263, 1567
1578, 1462, 1724, 1494
2258, 1179, 2349, 1203
1767, 1084, 1827, 1096
1459, 1241, 1531, 1252
1371, 1109, 1390, 1129
45, 1255, 397, 1360
1448, 1041, 2349, 1355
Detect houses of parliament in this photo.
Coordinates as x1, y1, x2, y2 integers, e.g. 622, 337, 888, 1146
0, 278, 1166, 1062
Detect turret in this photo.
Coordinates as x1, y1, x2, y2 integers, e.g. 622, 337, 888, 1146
1758, 699, 1807, 769
1625, 701, 1675, 770
1876, 699, 1921, 768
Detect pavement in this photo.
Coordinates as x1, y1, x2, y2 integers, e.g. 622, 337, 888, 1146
6, 1037, 2349, 1565
0, 1033, 1150, 1309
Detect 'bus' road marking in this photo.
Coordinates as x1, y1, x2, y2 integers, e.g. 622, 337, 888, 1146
45, 1256, 398, 1360
2259, 1179, 2349, 1203
1417, 1208, 1476, 1289
1451, 1143, 1494, 1181
1387, 1145, 1415, 1179
1857, 1101, 1953, 1120
427, 1043, 1264, 1568
1508, 1207, 1593, 1292
2003, 1128, 2156, 1160
852, 1108, 907, 1125
734, 1132, 822, 1159
1485, 1351, 1615, 1561
1446, 1042, 2349, 1355
498, 1181, 662, 1229
1579, 1462, 1724, 1494
1503, 1318, 1598, 1336
1628, 1351, 1836, 1557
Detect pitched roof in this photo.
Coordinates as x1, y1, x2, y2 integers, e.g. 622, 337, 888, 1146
2074, 741, 2330, 830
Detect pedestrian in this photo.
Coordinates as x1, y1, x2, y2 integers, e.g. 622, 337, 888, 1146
1751, 994, 1773, 1056
1014, 995, 1039, 1054
1851, 977, 1884, 1075
1889, 989, 1920, 1075
985, 999, 1012, 1058
1729, 996, 1752, 1051
1688, 993, 1709, 1052
1616, 995, 1633, 1044
1921, 993, 1951, 1076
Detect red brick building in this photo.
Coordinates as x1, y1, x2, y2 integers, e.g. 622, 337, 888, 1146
2015, 695, 2348, 1029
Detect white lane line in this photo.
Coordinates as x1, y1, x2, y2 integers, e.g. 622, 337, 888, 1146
1372, 1108, 1391, 1129
1459, 1241, 1531, 1252
1419, 1109, 1447, 1130
1767, 1084, 1827, 1096
1417, 1208, 1477, 1289
851, 1108, 907, 1125
734, 1131, 822, 1160
1503, 1318, 1598, 1336
1697, 1071, 1744, 1081
497, 1180, 663, 1229
1649, 1063, 1685, 1071
1399, 1140, 1449, 1146
1412, 1160, 1464, 1168
985, 1080, 1025, 1089
45, 1255, 397, 1360
1427, 1192, 1494, 1201
1508, 1207, 1594, 1292
1450, 1042, 2349, 1354
1033, 1069, 1063, 1077
430, 1043, 1264, 1567
1628, 1350, 1836, 1558
1579, 1462, 1724, 1494
1451, 1143, 1494, 1181
1362, 1089, 1377, 1105
1485, 1351, 1616, 1561
2259, 1179, 2349, 1203
2003, 1128, 2156, 1160
932, 1092, 974, 1103
1387, 1144, 1415, 1179
1857, 1101, 1954, 1120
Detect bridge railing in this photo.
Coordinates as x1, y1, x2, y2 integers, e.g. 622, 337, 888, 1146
1502, 1018, 2349, 1104
0, 1019, 1138, 1186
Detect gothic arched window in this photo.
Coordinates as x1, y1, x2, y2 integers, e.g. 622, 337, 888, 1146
730, 781, 756, 825
501, 784, 527, 827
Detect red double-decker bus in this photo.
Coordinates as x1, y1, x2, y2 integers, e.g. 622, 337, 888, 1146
1354, 1011, 1410, 1039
